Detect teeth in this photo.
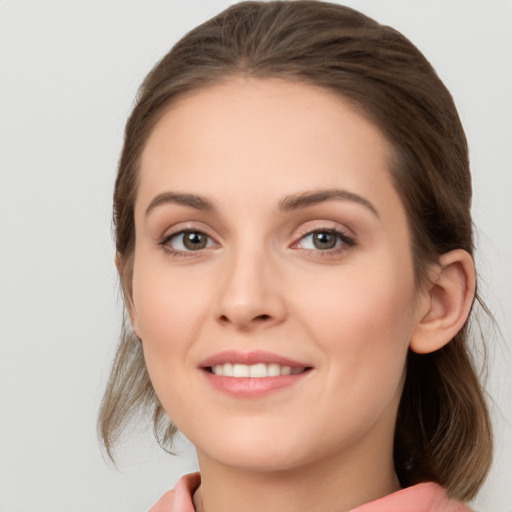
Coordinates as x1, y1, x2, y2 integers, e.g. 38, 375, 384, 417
211, 363, 304, 377
267, 363, 280, 377
249, 363, 267, 378
281, 366, 292, 375
233, 364, 250, 377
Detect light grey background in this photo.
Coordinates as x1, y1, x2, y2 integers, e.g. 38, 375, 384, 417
0, 1, 510, 511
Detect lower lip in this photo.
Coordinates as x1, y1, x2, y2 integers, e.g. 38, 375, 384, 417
202, 369, 311, 398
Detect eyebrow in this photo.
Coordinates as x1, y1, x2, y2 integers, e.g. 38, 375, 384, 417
145, 192, 214, 216
278, 189, 379, 217
145, 188, 379, 217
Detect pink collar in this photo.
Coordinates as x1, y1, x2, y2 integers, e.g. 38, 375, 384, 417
149, 472, 472, 512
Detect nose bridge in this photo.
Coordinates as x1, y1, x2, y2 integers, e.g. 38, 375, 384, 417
216, 237, 285, 329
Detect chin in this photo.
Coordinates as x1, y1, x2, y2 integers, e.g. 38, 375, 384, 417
192, 426, 311, 472
192, 422, 355, 475
207, 446, 307, 473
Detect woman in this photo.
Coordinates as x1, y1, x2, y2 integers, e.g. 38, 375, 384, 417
99, 2, 492, 511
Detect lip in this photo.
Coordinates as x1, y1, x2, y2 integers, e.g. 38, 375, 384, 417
199, 350, 313, 398
199, 350, 309, 368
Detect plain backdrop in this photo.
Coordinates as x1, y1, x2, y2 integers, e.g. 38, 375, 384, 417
0, 1, 511, 511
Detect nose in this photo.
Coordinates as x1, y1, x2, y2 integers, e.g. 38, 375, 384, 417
215, 247, 287, 331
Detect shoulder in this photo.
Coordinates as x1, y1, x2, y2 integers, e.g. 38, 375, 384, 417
148, 472, 201, 512
349, 482, 473, 512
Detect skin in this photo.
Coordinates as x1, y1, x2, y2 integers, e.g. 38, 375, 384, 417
127, 78, 474, 512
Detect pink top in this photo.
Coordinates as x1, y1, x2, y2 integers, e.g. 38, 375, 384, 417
149, 472, 473, 512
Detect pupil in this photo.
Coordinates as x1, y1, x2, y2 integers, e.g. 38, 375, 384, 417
314, 232, 336, 250
184, 232, 207, 250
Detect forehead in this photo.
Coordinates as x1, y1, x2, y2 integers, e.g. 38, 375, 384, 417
137, 78, 399, 217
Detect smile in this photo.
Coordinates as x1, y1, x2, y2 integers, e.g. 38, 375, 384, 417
200, 350, 313, 397
210, 363, 305, 377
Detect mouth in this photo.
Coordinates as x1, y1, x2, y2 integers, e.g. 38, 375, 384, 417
199, 350, 313, 397
206, 363, 307, 377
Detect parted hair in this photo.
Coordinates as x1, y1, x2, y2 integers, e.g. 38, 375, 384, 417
99, 0, 492, 500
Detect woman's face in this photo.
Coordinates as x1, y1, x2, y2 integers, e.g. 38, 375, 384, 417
130, 78, 425, 473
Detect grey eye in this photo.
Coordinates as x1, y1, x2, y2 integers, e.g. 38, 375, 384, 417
300, 231, 343, 250
311, 231, 338, 249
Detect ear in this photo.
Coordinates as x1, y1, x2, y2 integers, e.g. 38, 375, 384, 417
410, 249, 476, 354
115, 253, 140, 338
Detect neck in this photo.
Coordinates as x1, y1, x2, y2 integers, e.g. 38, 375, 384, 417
194, 441, 400, 512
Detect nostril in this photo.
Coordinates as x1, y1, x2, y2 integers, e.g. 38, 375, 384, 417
217, 312, 275, 326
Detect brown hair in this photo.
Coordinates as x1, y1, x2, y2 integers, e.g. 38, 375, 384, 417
99, 0, 492, 500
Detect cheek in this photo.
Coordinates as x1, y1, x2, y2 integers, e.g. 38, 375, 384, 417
133, 254, 205, 332
130, 263, 210, 423
295, 257, 416, 383
130, 259, 209, 375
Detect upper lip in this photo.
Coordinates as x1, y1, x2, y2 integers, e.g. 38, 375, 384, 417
199, 350, 311, 369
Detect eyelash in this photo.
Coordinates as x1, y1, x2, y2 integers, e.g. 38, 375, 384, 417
159, 227, 356, 258
160, 229, 218, 257
292, 228, 356, 257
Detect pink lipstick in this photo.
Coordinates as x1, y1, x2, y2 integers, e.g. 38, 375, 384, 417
199, 350, 312, 398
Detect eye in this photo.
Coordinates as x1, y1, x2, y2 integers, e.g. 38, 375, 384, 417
162, 230, 216, 253
301, 231, 339, 250
294, 229, 354, 252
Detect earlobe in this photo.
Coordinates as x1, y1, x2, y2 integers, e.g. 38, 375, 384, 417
410, 249, 476, 354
